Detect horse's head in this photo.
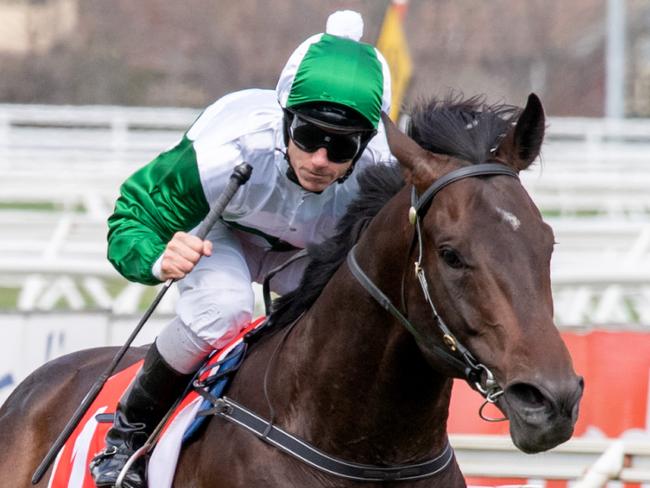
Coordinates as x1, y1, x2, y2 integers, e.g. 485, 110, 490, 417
383, 94, 583, 453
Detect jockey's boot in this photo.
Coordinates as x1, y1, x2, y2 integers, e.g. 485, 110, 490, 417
89, 342, 193, 488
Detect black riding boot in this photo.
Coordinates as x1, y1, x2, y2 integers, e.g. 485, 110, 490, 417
89, 343, 192, 488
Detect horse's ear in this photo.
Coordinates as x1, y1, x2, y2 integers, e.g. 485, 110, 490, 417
381, 112, 437, 185
496, 93, 545, 172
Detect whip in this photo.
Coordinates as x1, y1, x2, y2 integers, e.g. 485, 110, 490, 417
32, 162, 252, 484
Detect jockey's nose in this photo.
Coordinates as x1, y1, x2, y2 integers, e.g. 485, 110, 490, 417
311, 148, 331, 167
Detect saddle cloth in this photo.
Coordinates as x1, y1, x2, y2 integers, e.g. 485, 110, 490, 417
48, 317, 266, 488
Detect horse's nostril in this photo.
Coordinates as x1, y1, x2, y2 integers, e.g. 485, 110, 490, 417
507, 383, 546, 408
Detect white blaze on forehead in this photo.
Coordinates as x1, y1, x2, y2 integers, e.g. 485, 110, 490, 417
496, 207, 521, 231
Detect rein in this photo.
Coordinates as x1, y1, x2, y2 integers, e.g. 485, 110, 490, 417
348, 163, 519, 417
197, 163, 518, 481
196, 245, 456, 482
197, 315, 455, 482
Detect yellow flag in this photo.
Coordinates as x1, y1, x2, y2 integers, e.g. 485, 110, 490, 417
376, 3, 413, 121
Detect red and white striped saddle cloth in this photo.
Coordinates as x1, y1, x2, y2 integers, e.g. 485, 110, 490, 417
48, 317, 265, 488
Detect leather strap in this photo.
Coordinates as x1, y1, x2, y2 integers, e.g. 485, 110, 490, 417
207, 396, 454, 482
412, 163, 519, 217
348, 163, 519, 398
346, 245, 467, 373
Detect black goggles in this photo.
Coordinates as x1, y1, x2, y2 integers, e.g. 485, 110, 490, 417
289, 115, 363, 163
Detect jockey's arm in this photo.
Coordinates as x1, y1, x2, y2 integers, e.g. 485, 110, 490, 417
107, 135, 213, 285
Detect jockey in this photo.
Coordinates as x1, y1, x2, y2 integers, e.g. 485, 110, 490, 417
89, 10, 394, 488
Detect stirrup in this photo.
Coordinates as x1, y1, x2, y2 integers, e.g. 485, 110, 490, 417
115, 445, 149, 488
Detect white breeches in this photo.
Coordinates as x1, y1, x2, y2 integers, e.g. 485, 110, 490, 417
156, 221, 307, 373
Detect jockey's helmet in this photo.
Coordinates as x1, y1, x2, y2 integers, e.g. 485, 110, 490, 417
276, 10, 392, 150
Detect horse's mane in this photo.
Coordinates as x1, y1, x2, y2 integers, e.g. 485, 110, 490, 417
270, 163, 404, 327
409, 93, 520, 163
270, 94, 521, 328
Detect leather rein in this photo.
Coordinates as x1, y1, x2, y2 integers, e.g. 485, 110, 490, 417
347, 163, 519, 417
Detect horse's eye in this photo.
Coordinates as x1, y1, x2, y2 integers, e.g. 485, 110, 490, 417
439, 248, 464, 269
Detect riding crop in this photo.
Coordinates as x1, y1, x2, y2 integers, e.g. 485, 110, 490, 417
32, 162, 253, 485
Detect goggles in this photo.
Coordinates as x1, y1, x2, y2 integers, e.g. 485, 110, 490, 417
289, 115, 363, 163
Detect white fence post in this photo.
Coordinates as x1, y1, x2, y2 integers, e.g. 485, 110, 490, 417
573, 440, 625, 488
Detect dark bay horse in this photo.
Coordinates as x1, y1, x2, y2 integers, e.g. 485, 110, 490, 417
0, 93, 583, 487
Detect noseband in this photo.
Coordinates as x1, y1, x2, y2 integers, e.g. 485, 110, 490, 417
347, 163, 519, 419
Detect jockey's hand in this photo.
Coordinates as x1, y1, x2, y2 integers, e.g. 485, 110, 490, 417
159, 231, 213, 280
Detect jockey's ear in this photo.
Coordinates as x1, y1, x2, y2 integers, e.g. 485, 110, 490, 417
495, 93, 545, 172
382, 112, 445, 190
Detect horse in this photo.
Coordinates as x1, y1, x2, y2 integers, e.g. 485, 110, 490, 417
0, 93, 583, 487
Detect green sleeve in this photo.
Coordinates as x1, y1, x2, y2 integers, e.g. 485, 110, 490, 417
107, 135, 210, 284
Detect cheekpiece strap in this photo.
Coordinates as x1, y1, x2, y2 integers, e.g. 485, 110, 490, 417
346, 244, 467, 373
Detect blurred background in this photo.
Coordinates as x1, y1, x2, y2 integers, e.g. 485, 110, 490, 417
1, 0, 649, 486
2, 0, 649, 115
0, 0, 649, 117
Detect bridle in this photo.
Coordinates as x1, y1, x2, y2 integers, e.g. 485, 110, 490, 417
197, 163, 520, 482
347, 163, 519, 420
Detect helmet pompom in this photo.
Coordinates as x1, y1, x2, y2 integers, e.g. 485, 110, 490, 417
326, 10, 364, 41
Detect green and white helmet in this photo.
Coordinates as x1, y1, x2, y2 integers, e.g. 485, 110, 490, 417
276, 10, 391, 131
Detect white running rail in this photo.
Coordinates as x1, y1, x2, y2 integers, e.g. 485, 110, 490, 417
451, 434, 650, 485
1, 105, 650, 326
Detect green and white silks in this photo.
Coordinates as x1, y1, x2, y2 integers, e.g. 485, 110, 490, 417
107, 89, 394, 284
107, 11, 393, 285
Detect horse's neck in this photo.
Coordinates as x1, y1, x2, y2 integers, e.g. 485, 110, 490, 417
273, 198, 453, 464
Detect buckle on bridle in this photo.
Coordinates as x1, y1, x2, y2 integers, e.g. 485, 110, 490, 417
408, 206, 418, 225
473, 364, 507, 422
474, 364, 499, 396
442, 334, 457, 351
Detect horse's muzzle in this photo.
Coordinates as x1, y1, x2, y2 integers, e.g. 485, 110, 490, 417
499, 375, 584, 453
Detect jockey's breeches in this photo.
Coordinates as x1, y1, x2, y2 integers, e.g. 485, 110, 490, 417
156, 220, 306, 373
